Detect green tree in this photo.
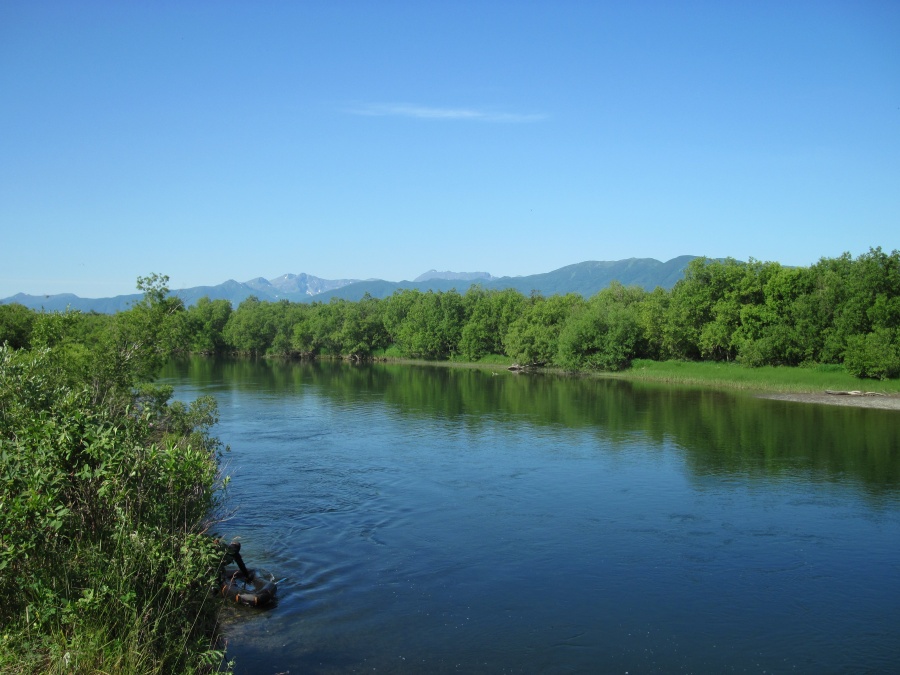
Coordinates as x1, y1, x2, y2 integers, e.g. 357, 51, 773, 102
395, 290, 465, 359
735, 265, 811, 366
829, 247, 900, 377
460, 287, 527, 361
381, 289, 420, 352
74, 274, 189, 407
290, 303, 320, 356
557, 282, 645, 371
504, 293, 584, 365
185, 296, 232, 353
267, 300, 308, 356
832, 248, 900, 361
636, 286, 670, 361
338, 294, 387, 359
223, 296, 277, 354
844, 327, 900, 379
0, 303, 35, 349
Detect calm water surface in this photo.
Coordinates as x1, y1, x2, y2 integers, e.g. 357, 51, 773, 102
160, 358, 900, 674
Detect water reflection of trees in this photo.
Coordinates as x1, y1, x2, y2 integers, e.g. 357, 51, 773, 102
162, 357, 900, 492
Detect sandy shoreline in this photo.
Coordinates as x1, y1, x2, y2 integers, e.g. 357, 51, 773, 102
758, 391, 900, 410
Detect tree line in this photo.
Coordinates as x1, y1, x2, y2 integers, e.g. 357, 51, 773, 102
2, 248, 899, 379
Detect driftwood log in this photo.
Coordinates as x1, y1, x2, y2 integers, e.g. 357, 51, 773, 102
824, 390, 887, 397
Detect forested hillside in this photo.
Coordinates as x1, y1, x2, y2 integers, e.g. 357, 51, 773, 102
2, 249, 898, 379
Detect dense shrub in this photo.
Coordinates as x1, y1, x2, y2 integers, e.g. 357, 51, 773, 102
843, 328, 900, 380
0, 276, 229, 675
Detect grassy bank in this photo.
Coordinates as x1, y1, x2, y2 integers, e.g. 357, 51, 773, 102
613, 359, 900, 394
372, 351, 900, 395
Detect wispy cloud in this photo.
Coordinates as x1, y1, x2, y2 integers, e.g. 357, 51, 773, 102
348, 103, 546, 123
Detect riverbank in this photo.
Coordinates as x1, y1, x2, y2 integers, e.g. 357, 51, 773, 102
612, 359, 900, 409
757, 391, 900, 410
370, 355, 900, 410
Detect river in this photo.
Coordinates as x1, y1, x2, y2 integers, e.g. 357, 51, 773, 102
160, 358, 900, 674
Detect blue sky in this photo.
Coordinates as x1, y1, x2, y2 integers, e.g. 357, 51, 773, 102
1, 1, 898, 298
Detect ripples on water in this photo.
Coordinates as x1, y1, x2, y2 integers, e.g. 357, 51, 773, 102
164, 361, 900, 674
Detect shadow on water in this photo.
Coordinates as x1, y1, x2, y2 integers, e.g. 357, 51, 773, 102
163, 356, 900, 495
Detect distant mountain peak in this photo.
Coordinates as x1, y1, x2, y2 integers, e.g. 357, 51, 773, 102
414, 270, 494, 283
243, 277, 274, 289
263, 272, 360, 296
1, 257, 701, 312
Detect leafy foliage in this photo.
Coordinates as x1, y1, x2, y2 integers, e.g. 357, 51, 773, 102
7, 249, 900, 383
184, 297, 232, 354
181, 247, 900, 379
0, 302, 35, 349
844, 328, 900, 379
0, 276, 229, 674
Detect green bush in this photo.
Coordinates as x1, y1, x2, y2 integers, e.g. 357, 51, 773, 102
556, 285, 643, 372
843, 328, 900, 379
0, 276, 230, 675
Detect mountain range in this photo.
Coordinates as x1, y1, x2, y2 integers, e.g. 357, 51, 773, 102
1, 256, 698, 313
